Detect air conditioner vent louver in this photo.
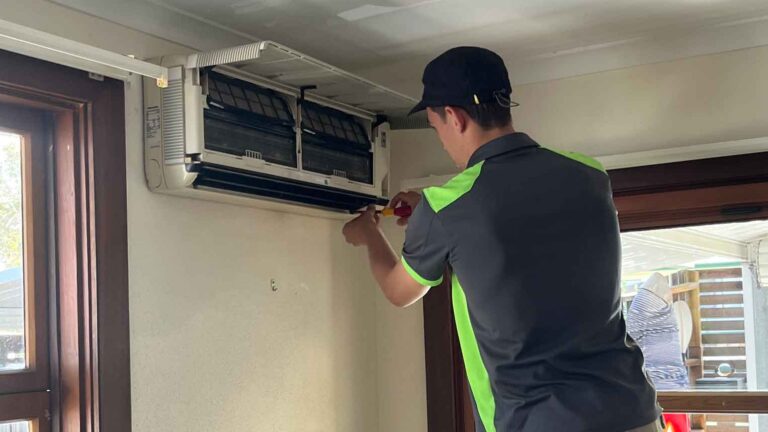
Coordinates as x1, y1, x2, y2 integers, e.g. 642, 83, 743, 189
189, 43, 265, 69
161, 78, 184, 164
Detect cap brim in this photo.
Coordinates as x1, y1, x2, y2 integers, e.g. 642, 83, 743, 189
407, 100, 427, 116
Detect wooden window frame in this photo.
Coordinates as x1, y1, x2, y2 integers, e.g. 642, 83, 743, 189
0, 49, 130, 431
0, 391, 50, 431
423, 152, 768, 430
0, 103, 51, 432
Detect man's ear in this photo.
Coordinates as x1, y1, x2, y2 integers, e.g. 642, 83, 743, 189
445, 106, 468, 133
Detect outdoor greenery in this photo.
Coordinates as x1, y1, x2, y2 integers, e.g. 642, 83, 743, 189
0, 132, 22, 272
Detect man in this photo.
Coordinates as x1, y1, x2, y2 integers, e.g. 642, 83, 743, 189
343, 47, 662, 432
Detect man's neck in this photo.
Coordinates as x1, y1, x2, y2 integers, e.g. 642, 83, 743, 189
460, 126, 516, 168
475, 126, 516, 148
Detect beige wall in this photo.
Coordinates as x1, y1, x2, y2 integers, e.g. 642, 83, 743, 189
124, 85, 380, 432
1, 2, 384, 431
389, 46, 768, 183
513, 46, 768, 156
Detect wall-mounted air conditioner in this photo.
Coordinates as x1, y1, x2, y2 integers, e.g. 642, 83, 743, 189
143, 41, 417, 213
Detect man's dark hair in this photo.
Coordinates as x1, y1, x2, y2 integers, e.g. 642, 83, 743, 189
433, 103, 512, 130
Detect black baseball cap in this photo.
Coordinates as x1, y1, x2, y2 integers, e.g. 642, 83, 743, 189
408, 46, 516, 116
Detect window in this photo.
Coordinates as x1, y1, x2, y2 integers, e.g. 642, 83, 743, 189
0, 421, 31, 432
623, 220, 768, 431
0, 132, 25, 373
0, 107, 49, 432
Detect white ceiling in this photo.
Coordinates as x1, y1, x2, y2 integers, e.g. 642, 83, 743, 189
622, 219, 768, 277
149, 0, 768, 74
49, 0, 768, 93
687, 219, 768, 244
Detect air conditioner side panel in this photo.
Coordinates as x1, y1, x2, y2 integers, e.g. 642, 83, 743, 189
143, 64, 196, 192
373, 123, 391, 200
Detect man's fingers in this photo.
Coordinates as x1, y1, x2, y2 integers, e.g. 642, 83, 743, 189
396, 217, 408, 227
388, 192, 408, 209
389, 191, 421, 210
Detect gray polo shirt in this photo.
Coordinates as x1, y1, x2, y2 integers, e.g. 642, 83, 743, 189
402, 133, 660, 432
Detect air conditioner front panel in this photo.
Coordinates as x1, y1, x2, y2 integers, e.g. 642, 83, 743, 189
192, 163, 386, 212
190, 41, 417, 116
198, 151, 379, 197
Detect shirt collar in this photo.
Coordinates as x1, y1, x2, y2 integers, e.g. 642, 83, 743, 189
467, 132, 540, 167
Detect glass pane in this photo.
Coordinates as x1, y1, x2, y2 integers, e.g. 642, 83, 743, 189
659, 413, 767, 432
0, 421, 30, 432
621, 219, 768, 392
0, 132, 25, 372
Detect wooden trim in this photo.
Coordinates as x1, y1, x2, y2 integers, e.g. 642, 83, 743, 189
658, 392, 768, 414
612, 151, 768, 230
423, 270, 472, 432
0, 391, 50, 428
53, 108, 86, 431
610, 152, 768, 196
616, 181, 768, 231
0, 49, 130, 431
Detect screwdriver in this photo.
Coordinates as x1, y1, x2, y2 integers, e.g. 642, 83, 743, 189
355, 205, 412, 218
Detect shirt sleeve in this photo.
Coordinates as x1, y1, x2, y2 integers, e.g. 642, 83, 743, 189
401, 199, 451, 286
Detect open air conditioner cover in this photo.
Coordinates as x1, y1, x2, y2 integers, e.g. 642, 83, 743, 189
144, 41, 416, 214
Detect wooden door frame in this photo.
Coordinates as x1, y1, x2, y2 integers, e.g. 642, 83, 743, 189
423, 152, 768, 430
423, 270, 473, 432
0, 50, 130, 431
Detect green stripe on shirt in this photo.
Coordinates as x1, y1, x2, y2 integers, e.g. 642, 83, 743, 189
401, 256, 444, 286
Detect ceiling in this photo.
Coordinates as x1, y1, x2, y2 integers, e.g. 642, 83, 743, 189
149, 0, 768, 74
686, 219, 768, 244
622, 219, 768, 278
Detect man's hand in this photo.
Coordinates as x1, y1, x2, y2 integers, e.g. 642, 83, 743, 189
343, 205, 380, 246
388, 191, 421, 226
341, 202, 430, 307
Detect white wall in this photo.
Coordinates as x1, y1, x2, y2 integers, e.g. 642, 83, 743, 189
1, 2, 386, 431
